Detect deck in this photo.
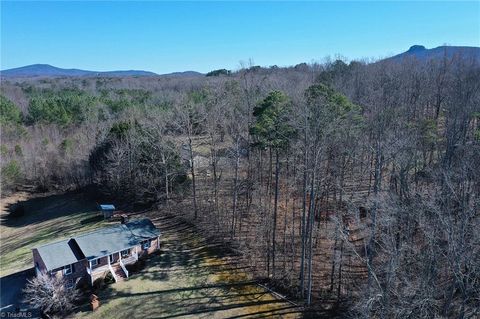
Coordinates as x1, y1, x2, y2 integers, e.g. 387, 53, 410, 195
86, 252, 138, 284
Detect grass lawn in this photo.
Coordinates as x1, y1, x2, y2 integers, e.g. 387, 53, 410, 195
1, 192, 302, 318
74, 214, 302, 318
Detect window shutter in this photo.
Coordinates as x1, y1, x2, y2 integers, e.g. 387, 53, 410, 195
71, 263, 75, 273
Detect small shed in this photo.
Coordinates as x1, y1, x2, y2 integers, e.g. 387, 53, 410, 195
99, 204, 115, 219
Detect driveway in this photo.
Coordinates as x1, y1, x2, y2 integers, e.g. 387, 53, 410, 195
0, 268, 40, 317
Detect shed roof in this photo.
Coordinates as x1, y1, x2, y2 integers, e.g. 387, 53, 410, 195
34, 218, 160, 271
100, 204, 115, 210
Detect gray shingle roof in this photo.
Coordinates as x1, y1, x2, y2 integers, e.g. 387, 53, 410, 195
36, 239, 81, 271
34, 218, 160, 271
125, 218, 160, 239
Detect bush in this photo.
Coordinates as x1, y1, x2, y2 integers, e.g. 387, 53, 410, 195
1, 160, 21, 186
14, 144, 23, 157
59, 139, 74, 154
92, 277, 105, 291
104, 272, 115, 285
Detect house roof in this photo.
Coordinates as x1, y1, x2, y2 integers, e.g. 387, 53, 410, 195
34, 218, 160, 271
36, 239, 83, 272
125, 218, 160, 239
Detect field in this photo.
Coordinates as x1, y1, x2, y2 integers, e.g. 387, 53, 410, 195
0, 191, 302, 318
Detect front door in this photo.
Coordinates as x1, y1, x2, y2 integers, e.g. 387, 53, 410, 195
121, 249, 130, 258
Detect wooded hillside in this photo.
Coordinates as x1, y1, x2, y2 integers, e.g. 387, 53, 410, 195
1, 54, 479, 318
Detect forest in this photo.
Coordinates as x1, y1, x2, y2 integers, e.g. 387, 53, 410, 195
1, 53, 479, 318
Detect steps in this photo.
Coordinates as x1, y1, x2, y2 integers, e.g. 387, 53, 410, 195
112, 266, 127, 281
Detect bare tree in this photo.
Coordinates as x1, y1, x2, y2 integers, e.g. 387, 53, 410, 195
23, 274, 79, 316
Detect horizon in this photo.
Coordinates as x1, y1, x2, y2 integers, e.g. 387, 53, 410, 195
2, 43, 480, 74
1, 1, 479, 73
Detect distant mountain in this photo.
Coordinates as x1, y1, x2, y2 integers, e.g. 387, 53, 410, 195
0, 64, 203, 78
0, 64, 158, 78
385, 45, 480, 63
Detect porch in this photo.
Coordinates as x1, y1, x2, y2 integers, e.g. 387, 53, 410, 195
86, 248, 139, 284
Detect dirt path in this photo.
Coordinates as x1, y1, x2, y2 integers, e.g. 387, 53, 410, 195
75, 213, 303, 318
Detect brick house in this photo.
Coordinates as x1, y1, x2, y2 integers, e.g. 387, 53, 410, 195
32, 218, 160, 288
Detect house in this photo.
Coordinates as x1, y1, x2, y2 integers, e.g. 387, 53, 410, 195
32, 218, 160, 288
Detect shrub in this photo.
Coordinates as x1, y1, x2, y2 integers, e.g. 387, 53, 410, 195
104, 272, 115, 285
14, 144, 23, 157
92, 277, 105, 291
59, 139, 74, 154
1, 160, 21, 185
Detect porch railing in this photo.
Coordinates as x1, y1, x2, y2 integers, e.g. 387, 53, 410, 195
119, 259, 129, 278
108, 264, 118, 282
122, 252, 138, 265
90, 264, 109, 273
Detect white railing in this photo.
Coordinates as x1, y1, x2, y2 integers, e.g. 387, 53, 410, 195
86, 267, 94, 286
122, 253, 138, 265
108, 264, 118, 282
91, 264, 109, 273
119, 260, 129, 278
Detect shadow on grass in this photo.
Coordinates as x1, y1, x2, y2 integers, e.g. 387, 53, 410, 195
155, 299, 286, 319
80, 215, 104, 225
98, 281, 296, 319
70, 213, 307, 318
1, 190, 99, 228
225, 305, 301, 318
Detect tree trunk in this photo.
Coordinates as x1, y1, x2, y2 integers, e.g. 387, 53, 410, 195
272, 149, 280, 278
300, 130, 308, 296
307, 163, 316, 306
188, 136, 198, 219
232, 140, 240, 239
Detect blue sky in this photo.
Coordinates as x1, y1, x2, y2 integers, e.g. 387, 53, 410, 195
1, 1, 479, 73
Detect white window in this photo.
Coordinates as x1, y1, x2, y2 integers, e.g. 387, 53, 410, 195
91, 258, 98, 266
121, 249, 130, 257
109, 254, 114, 263
63, 264, 72, 275
142, 240, 151, 250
